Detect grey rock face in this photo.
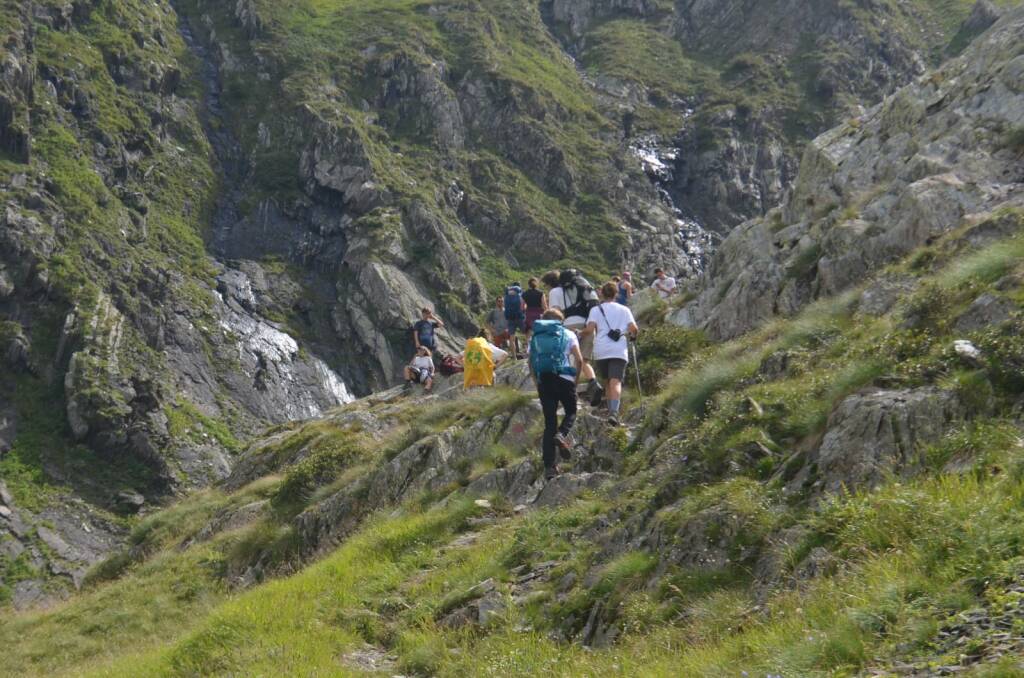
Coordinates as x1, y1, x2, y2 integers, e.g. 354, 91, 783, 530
954, 293, 1016, 332
547, 0, 658, 38
858, 275, 917, 317
962, 0, 1002, 36
534, 472, 615, 508
788, 388, 965, 495
676, 9, 1024, 340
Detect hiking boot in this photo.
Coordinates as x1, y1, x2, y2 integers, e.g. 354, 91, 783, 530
544, 464, 560, 481
554, 432, 573, 460
586, 381, 604, 407
606, 414, 621, 428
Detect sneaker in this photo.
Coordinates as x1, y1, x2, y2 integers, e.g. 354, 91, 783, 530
607, 414, 620, 428
544, 465, 559, 481
554, 432, 573, 460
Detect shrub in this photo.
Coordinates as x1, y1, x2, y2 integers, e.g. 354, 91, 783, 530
1002, 126, 1024, 153
632, 325, 707, 393
274, 436, 366, 514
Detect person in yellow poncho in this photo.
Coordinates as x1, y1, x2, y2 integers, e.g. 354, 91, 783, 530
463, 329, 510, 388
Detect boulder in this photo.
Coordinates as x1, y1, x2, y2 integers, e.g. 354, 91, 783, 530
954, 293, 1016, 332
789, 388, 965, 494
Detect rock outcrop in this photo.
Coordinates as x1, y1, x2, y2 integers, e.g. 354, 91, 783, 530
786, 388, 966, 495
675, 8, 1024, 339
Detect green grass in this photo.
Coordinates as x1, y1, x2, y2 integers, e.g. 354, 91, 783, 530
8, 222, 1024, 675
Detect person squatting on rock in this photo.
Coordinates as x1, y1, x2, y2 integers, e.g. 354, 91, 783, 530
583, 281, 639, 427
541, 269, 600, 401
413, 307, 444, 353
485, 296, 510, 349
503, 282, 526, 359
462, 329, 510, 389
404, 346, 435, 392
529, 309, 585, 480
522, 277, 547, 342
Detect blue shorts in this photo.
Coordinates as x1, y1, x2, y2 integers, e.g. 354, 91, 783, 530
506, 315, 526, 334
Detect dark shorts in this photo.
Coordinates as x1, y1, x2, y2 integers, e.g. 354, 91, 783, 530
506, 315, 526, 334
595, 358, 627, 382
525, 308, 543, 332
412, 367, 433, 383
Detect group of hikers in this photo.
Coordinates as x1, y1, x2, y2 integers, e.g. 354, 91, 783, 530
406, 267, 677, 480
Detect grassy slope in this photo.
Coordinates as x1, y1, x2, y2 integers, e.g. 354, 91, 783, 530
4, 210, 1024, 676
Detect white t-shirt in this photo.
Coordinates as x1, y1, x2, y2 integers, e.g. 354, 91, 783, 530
548, 287, 587, 327
463, 342, 508, 364
559, 330, 580, 382
587, 302, 636, 361
411, 355, 433, 373
652, 276, 676, 299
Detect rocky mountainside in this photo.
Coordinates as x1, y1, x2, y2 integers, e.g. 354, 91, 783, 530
675, 6, 1024, 340
0, 0, 1023, 665
548, 0, 1015, 232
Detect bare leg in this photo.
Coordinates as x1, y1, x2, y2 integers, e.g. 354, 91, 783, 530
607, 378, 622, 402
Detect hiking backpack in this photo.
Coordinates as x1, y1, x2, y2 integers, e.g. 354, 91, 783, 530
504, 284, 524, 320
558, 269, 599, 319
463, 337, 497, 387
529, 320, 576, 377
438, 354, 463, 376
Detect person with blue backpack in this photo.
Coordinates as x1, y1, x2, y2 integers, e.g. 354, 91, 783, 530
529, 308, 585, 480
504, 282, 526, 360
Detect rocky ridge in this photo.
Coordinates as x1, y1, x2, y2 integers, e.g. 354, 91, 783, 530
545, 0, 1004, 233
675, 7, 1024, 340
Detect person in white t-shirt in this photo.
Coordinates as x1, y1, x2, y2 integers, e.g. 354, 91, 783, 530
583, 281, 639, 426
404, 346, 436, 392
651, 268, 677, 300
541, 270, 598, 397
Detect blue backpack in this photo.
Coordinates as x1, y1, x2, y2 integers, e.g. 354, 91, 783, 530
529, 320, 576, 377
504, 285, 524, 320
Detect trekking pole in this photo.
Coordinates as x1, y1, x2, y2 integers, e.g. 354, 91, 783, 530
631, 337, 644, 402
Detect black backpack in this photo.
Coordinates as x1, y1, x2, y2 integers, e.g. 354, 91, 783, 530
559, 269, 599, 318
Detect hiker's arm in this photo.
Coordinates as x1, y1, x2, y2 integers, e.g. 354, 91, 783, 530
541, 294, 548, 311
413, 329, 421, 348
581, 321, 597, 337
432, 316, 445, 329
628, 321, 639, 339
570, 344, 585, 384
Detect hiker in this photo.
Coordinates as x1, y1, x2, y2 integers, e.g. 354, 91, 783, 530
584, 281, 639, 427
522, 277, 547, 340
542, 269, 599, 398
403, 346, 435, 392
530, 308, 585, 480
486, 296, 510, 349
504, 282, 526, 359
413, 307, 444, 353
462, 329, 510, 389
651, 268, 676, 300
616, 272, 634, 305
